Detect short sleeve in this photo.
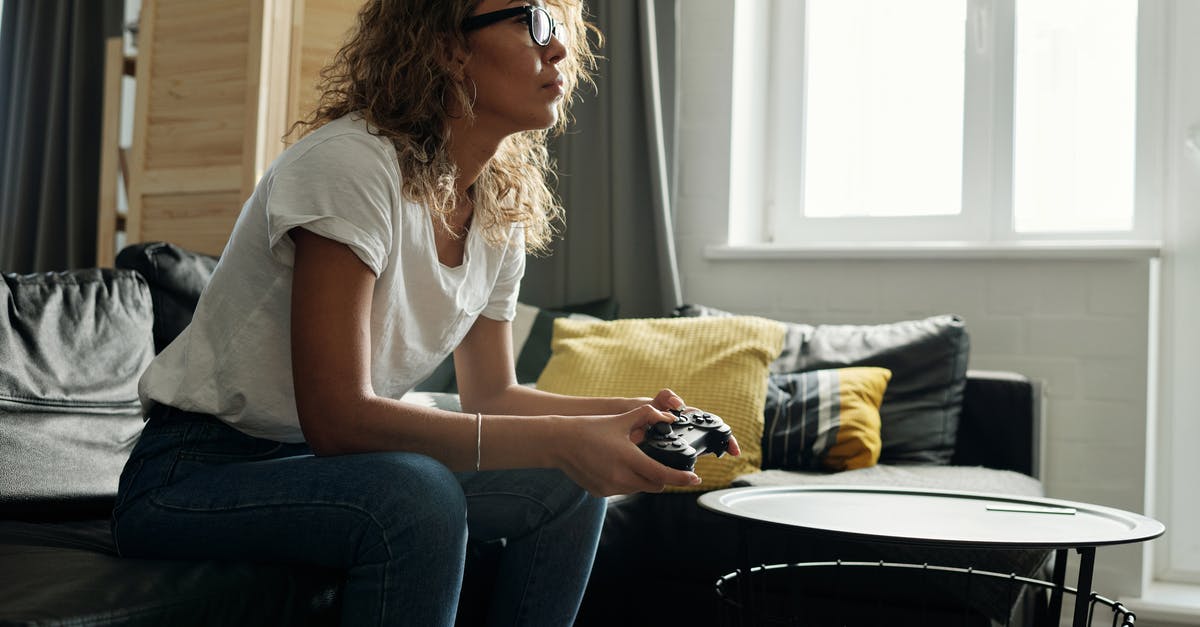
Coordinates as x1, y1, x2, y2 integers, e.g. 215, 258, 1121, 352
481, 225, 526, 321
264, 132, 398, 277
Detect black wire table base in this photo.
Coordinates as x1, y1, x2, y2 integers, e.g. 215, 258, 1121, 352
714, 561, 1136, 627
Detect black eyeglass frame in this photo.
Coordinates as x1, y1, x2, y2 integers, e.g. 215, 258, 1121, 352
461, 5, 558, 46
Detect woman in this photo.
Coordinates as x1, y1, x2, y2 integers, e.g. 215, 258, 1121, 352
110, 1, 738, 625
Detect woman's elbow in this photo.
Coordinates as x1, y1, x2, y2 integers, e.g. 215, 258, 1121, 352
295, 394, 367, 456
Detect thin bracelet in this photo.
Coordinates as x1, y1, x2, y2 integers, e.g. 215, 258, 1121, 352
475, 412, 482, 472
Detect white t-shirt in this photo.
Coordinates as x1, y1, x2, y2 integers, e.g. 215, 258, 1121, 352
138, 113, 526, 442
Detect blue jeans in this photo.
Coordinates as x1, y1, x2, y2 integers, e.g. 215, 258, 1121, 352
111, 406, 606, 627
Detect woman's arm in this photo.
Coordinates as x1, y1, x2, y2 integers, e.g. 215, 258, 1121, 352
288, 228, 701, 493
452, 315, 674, 417
453, 309, 742, 456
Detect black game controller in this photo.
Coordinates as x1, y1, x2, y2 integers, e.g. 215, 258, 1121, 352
637, 407, 733, 471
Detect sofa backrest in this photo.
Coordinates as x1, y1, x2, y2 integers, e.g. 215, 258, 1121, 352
0, 269, 155, 520
953, 370, 1042, 478
116, 242, 220, 352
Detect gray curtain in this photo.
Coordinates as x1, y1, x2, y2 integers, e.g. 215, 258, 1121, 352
522, 0, 680, 318
0, 0, 121, 273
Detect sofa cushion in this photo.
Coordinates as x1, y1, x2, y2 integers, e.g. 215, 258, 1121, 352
763, 367, 891, 471
732, 464, 1043, 496
536, 316, 786, 491
0, 270, 154, 519
0, 519, 339, 626
677, 305, 969, 466
115, 242, 219, 353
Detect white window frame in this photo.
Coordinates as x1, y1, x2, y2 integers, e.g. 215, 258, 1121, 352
731, 0, 1166, 246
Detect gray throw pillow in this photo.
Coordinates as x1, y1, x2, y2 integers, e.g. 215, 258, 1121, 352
676, 305, 969, 465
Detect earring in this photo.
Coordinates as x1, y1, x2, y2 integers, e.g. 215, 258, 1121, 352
441, 79, 477, 118
465, 78, 477, 108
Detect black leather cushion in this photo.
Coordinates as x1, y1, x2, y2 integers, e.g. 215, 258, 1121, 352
0, 270, 154, 519
116, 242, 219, 352
0, 519, 339, 626
677, 305, 969, 465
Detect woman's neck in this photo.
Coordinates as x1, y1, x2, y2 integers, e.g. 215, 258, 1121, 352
447, 117, 504, 200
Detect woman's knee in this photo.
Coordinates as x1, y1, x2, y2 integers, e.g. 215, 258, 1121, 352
359, 452, 467, 519
343, 453, 469, 558
549, 469, 604, 518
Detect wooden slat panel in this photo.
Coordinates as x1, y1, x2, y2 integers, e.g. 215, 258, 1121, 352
143, 0, 251, 170
140, 191, 246, 256
141, 165, 243, 195
291, 0, 360, 127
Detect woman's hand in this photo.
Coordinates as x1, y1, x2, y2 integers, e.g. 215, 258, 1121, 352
629, 389, 741, 457
554, 405, 703, 497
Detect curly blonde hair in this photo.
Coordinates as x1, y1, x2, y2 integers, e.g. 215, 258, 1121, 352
289, 0, 600, 254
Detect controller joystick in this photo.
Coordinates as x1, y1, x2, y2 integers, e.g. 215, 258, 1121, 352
637, 407, 733, 472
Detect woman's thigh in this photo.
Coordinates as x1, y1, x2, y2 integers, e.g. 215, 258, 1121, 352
113, 409, 468, 569
456, 467, 597, 542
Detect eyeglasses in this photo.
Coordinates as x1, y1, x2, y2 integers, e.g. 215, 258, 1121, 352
462, 5, 558, 47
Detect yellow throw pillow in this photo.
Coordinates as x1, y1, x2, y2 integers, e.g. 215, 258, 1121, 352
762, 367, 891, 471
536, 316, 786, 491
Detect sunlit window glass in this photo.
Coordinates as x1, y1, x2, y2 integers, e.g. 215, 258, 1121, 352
1013, 0, 1138, 233
803, 0, 966, 218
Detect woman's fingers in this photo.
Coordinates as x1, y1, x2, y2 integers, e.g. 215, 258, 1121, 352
651, 388, 685, 412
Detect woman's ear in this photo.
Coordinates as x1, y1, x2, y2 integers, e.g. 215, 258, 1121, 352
437, 35, 469, 79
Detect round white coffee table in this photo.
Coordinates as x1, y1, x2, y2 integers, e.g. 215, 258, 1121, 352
698, 485, 1165, 626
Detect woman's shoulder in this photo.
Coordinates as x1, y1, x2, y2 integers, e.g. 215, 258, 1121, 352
287, 113, 394, 161
271, 113, 398, 176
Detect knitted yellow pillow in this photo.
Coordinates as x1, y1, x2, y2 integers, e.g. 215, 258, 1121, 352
536, 316, 786, 491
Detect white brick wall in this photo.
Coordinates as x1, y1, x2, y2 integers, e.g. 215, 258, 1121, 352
676, 0, 1155, 606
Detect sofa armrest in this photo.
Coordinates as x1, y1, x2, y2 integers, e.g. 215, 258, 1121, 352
951, 369, 1043, 478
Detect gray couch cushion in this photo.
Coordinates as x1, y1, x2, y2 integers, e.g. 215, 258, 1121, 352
734, 464, 1043, 496
0, 270, 154, 518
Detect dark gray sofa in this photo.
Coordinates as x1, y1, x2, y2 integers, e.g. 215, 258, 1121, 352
1, 243, 1047, 626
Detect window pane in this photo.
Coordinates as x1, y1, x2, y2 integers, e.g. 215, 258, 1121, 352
803, 0, 966, 218
1013, 0, 1137, 233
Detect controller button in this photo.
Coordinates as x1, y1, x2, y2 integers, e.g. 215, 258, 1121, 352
651, 422, 673, 436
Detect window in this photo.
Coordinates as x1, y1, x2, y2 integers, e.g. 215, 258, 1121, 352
732, 0, 1164, 245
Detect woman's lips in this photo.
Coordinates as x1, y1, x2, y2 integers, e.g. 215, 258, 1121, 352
543, 75, 565, 96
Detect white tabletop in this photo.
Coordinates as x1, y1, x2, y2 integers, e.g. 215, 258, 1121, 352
697, 486, 1165, 549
